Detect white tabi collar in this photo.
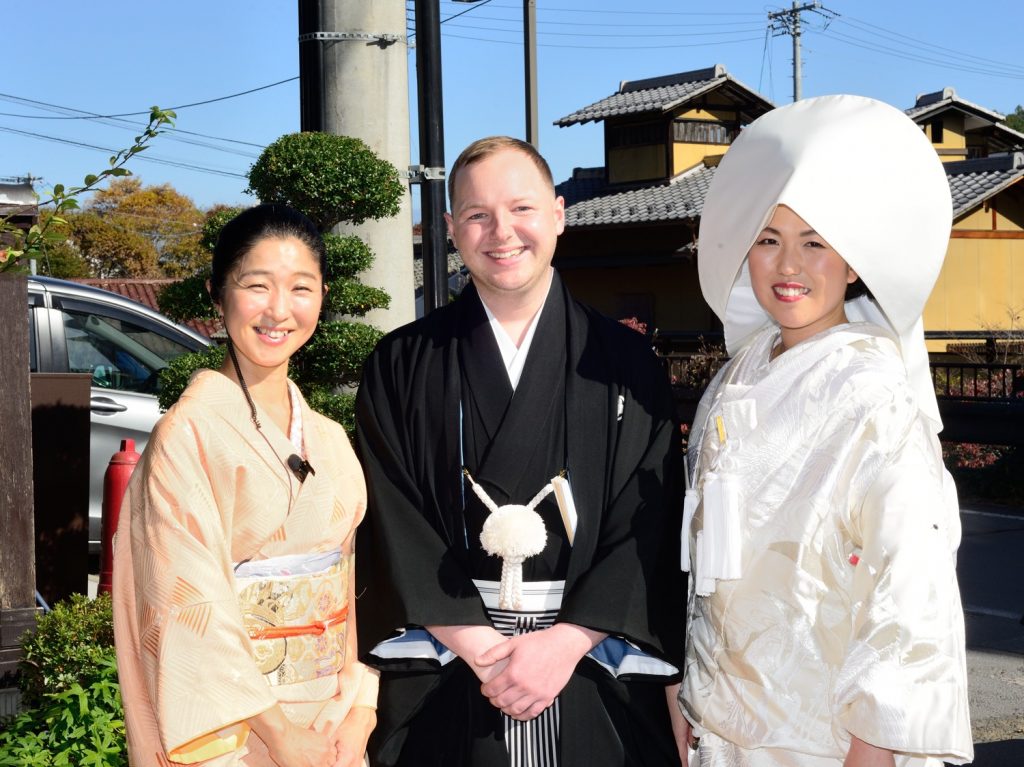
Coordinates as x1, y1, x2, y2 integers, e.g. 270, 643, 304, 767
478, 270, 553, 391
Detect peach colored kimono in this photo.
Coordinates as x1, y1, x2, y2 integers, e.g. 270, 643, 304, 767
113, 370, 378, 766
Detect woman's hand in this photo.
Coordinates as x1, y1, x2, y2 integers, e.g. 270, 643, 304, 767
665, 683, 694, 765
329, 707, 376, 767
249, 705, 334, 767
843, 735, 895, 767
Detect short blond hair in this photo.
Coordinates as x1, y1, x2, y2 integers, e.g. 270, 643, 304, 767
447, 136, 555, 209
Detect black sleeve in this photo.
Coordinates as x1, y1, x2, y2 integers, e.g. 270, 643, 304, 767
354, 338, 490, 663
558, 337, 686, 671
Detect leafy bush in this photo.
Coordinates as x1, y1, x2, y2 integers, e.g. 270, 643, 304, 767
18, 593, 115, 709
247, 132, 404, 231
157, 270, 214, 322
295, 320, 384, 389
0, 653, 124, 766
324, 279, 391, 317
324, 233, 374, 280
157, 345, 227, 412
0, 593, 125, 766
305, 390, 357, 435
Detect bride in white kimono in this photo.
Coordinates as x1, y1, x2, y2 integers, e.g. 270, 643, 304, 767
678, 95, 973, 766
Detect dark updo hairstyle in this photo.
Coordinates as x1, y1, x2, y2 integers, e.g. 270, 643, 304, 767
209, 203, 327, 304
845, 277, 875, 302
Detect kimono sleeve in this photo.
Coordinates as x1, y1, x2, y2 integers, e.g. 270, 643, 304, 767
113, 410, 277, 763
557, 342, 686, 671
354, 340, 491, 659
835, 415, 973, 763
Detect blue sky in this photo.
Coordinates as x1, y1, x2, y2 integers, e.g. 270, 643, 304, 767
3, 1, 1022, 215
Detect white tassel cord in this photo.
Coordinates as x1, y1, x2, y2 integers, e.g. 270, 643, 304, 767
464, 470, 555, 610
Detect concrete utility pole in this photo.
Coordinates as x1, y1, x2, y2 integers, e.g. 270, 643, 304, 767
298, 0, 415, 332
768, 1, 837, 103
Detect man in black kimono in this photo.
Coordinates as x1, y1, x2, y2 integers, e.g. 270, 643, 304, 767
356, 137, 686, 766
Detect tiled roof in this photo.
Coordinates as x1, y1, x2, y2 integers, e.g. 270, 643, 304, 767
412, 249, 465, 293
555, 167, 610, 207
945, 152, 1024, 219
561, 152, 1024, 229
73, 278, 221, 339
905, 87, 1004, 122
562, 163, 716, 227
554, 65, 772, 127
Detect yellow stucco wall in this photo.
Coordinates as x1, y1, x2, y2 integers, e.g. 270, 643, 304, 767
926, 112, 967, 161
672, 143, 724, 174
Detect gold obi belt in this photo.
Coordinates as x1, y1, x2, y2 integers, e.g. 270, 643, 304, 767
233, 549, 350, 688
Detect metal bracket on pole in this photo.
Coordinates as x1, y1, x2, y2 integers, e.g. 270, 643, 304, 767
298, 31, 405, 47
407, 165, 447, 183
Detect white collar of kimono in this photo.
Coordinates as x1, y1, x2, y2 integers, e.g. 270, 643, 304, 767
697, 94, 952, 432
478, 268, 553, 391
286, 379, 304, 454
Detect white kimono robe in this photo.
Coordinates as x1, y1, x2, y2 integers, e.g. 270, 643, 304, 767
681, 323, 972, 766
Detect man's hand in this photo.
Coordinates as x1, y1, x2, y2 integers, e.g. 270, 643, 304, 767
425, 624, 509, 684
476, 623, 606, 720
843, 736, 895, 767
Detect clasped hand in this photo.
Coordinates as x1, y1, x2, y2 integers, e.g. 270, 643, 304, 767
474, 623, 602, 721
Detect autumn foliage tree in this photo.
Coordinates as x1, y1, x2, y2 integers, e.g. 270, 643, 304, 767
35, 177, 206, 279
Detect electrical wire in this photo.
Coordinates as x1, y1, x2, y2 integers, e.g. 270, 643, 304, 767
441, 21, 765, 38
0, 125, 247, 179
0, 78, 298, 121
441, 30, 764, 49
836, 15, 1024, 75
815, 28, 1024, 81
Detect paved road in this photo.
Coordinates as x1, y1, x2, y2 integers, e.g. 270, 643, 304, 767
953, 505, 1024, 765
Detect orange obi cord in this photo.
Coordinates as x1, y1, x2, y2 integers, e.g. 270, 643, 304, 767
247, 605, 348, 640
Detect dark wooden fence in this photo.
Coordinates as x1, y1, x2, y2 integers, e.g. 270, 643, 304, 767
660, 348, 1024, 446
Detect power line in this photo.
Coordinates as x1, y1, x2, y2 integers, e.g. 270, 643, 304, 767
0, 78, 298, 121
441, 31, 764, 49
0, 93, 266, 150
0, 125, 247, 179
817, 28, 1024, 80
837, 15, 1024, 75
457, 3, 762, 16
442, 21, 765, 38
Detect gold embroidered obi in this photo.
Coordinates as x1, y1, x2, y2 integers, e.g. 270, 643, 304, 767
233, 549, 350, 687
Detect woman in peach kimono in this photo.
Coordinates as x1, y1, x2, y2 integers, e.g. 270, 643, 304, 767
113, 204, 377, 767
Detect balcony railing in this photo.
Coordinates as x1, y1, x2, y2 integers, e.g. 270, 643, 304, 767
931, 363, 1024, 402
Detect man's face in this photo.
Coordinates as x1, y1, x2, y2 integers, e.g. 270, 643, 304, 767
445, 148, 565, 308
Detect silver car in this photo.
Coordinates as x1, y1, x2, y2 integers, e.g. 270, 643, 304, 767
28, 276, 212, 553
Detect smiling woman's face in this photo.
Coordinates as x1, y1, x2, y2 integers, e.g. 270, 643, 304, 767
747, 204, 858, 351
215, 236, 324, 378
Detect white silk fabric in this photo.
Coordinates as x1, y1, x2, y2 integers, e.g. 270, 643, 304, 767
681, 324, 972, 765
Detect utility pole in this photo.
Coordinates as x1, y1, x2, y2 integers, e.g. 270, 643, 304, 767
298, 0, 415, 331
413, 0, 450, 315
524, 0, 538, 148
768, 1, 837, 103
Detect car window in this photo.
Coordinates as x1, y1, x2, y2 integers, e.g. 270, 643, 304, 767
60, 307, 194, 394
28, 305, 38, 373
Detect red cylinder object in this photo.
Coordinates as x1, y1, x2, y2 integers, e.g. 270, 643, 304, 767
99, 438, 140, 596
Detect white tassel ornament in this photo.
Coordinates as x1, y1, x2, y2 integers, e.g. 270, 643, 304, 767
464, 470, 553, 610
